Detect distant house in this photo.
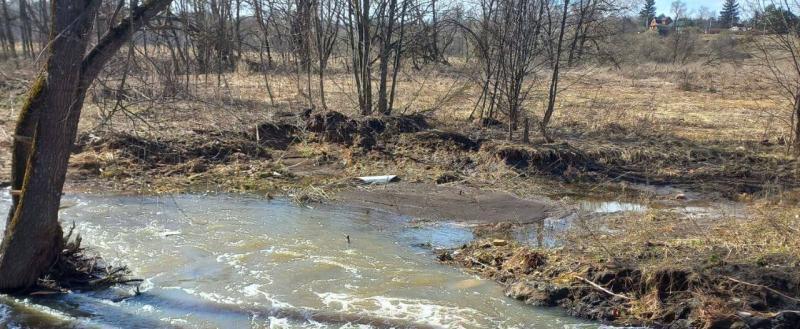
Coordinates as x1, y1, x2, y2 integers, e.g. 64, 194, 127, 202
649, 17, 673, 33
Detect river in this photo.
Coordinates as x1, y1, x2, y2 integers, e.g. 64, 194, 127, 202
0, 192, 599, 328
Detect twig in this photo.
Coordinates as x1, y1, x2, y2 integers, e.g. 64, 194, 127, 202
465, 256, 490, 268
575, 275, 632, 300
725, 276, 800, 304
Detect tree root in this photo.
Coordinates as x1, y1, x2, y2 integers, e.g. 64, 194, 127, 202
574, 275, 632, 300
33, 222, 141, 294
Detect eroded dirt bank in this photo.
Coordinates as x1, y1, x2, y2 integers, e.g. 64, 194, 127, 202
59, 109, 800, 200
437, 239, 800, 329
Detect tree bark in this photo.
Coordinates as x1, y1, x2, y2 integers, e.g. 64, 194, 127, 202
0, 0, 172, 293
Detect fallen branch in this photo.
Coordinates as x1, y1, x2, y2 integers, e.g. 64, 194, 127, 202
575, 275, 632, 300
725, 276, 800, 304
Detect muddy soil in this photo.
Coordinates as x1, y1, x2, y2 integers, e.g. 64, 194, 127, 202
336, 183, 552, 225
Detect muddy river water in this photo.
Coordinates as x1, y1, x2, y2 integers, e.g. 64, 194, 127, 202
0, 192, 601, 328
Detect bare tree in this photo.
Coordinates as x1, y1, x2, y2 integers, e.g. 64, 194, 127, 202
540, 0, 570, 142
752, 0, 800, 154
252, 0, 277, 105
376, 0, 399, 114
388, 0, 408, 112
489, 0, 547, 140
313, 0, 342, 110
347, 0, 373, 114
18, 0, 36, 57
697, 5, 713, 34
293, 0, 315, 107
0, 0, 172, 292
0, 0, 15, 59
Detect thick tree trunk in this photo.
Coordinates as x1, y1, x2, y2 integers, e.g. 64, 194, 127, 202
0, 0, 172, 293
0, 0, 100, 292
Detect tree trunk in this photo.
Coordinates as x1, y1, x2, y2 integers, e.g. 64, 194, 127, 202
377, 0, 398, 115
540, 0, 570, 143
794, 92, 800, 155
0, 0, 173, 293
0, 0, 100, 292
19, 0, 36, 58
1, 0, 16, 58
388, 0, 408, 113
430, 0, 439, 61
360, 0, 373, 115
349, 0, 373, 115
567, 0, 585, 67
523, 117, 530, 143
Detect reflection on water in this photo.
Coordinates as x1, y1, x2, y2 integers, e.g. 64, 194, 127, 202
0, 192, 594, 328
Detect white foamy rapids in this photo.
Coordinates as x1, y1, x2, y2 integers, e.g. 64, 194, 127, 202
265, 316, 338, 329
316, 292, 487, 328
261, 246, 305, 258
241, 284, 293, 308
0, 295, 99, 328
0, 304, 19, 329
310, 256, 361, 277
164, 287, 245, 305
0, 194, 598, 328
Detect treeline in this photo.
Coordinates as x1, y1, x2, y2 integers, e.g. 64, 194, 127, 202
0, 1, 794, 144
0, 0, 627, 141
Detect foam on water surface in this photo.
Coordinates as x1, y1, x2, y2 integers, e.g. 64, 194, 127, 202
0, 192, 598, 328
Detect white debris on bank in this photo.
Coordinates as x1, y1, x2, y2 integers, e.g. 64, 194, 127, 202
356, 175, 399, 185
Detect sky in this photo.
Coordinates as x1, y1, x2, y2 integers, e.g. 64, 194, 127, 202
654, 0, 725, 16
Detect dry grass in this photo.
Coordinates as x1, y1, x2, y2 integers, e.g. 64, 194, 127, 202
566, 203, 800, 268
1, 55, 796, 197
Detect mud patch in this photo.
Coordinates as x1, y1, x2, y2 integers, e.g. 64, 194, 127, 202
482, 141, 598, 176
255, 122, 298, 149
75, 131, 269, 174
305, 111, 430, 148
306, 111, 359, 144
336, 183, 551, 224
402, 130, 481, 151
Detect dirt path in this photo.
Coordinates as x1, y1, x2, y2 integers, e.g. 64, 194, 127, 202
336, 183, 553, 224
